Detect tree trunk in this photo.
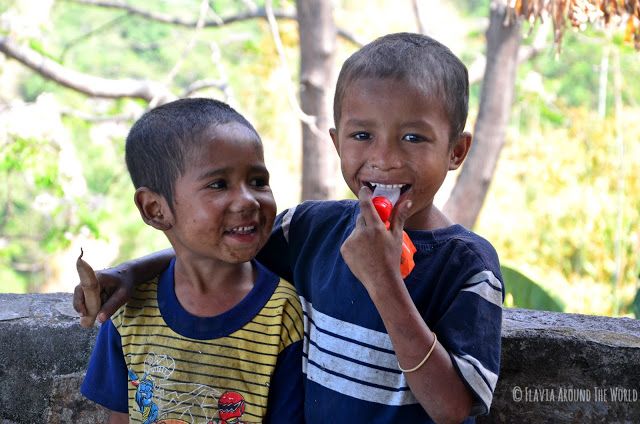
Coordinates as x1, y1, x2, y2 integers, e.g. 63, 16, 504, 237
443, 1, 522, 228
296, 0, 338, 200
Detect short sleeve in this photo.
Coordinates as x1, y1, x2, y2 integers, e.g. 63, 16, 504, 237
81, 319, 129, 413
263, 340, 304, 423
435, 268, 503, 416
257, 208, 296, 282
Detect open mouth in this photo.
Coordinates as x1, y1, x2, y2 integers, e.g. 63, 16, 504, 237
224, 225, 257, 235
364, 182, 411, 195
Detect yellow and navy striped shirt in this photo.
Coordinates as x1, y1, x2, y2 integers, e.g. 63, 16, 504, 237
82, 259, 304, 423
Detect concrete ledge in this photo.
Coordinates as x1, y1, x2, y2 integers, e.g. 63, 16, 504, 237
1, 294, 639, 423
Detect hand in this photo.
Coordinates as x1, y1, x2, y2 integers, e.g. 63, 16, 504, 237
340, 186, 412, 293
73, 267, 133, 324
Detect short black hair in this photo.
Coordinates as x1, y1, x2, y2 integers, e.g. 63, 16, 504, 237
125, 98, 259, 208
333, 32, 469, 142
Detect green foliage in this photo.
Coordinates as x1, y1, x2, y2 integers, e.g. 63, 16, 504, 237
478, 103, 640, 316
633, 288, 640, 319
502, 265, 564, 311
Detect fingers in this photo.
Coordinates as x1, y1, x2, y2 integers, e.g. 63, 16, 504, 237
96, 287, 128, 323
390, 199, 412, 238
357, 186, 382, 227
73, 284, 87, 316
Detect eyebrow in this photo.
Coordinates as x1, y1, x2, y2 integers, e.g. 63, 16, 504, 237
196, 165, 269, 181
344, 118, 437, 132
343, 118, 374, 128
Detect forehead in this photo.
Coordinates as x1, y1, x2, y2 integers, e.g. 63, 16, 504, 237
340, 78, 449, 125
196, 122, 262, 154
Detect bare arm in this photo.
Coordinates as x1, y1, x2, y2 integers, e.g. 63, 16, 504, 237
340, 188, 472, 423
74, 248, 175, 322
108, 411, 128, 424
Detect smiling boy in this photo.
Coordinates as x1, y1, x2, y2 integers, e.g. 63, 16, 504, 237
80, 98, 304, 423
77, 33, 503, 423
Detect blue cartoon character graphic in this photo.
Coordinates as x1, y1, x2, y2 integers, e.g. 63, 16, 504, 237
129, 369, 159, 424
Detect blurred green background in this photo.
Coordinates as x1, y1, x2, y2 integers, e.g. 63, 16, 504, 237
1, 0, 639, 318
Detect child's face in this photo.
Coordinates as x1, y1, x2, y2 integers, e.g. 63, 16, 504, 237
331, 77, 468, 230
168, 122, 276, 264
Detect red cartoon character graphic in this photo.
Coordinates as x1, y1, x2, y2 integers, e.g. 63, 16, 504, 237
217, 391, 246, 424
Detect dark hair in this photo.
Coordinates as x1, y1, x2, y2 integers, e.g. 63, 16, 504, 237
333, 32, 469, 142
125, 98, 259, 208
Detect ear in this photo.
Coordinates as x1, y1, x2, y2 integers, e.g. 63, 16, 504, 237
133, 187, 173, 231
448, 131, 472, 171
329, 128, 340, 156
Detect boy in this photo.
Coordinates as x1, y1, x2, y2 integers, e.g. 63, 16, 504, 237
77, 33, 503, 423
80, 98, 304, 424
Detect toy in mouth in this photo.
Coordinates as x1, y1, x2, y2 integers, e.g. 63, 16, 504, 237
368, 183, 416, 279
366, 182, 410, 205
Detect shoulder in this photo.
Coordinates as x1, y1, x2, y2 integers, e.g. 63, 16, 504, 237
277, 199, 357, 242
112, 277, 161, 327
282, 199, 356, 226
410, 225, 503, 294
256, 264, 304, 345
446, 226, 501, 271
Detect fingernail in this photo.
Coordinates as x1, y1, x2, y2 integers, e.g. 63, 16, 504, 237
97, 313, 105, 323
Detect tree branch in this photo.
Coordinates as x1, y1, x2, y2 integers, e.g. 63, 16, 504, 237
0, 37, 175, 104
468, 21, 550, 85
65, 0, 363, 47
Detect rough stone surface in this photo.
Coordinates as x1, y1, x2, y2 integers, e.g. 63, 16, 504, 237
0, 293, 104, 423
478, 309, 640, 424
1, 294, 639, 423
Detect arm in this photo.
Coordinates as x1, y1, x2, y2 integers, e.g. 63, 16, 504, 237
108, 412, 128, 424
73, 248, 174, 322
81, 319, 130, 415
340, 188, 473, 424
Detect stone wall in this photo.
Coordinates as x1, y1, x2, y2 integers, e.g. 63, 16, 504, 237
1, 293, 639, 423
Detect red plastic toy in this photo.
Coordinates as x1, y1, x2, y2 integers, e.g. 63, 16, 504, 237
372, 196, 416, 279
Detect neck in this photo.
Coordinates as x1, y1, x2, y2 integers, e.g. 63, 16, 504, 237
173, 257, 255, 317
405, 204, 454, 230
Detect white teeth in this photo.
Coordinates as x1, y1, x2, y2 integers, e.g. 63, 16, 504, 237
229, 226, 255, 234
370, 182, 406, 189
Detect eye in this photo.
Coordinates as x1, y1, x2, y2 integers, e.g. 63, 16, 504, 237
350, 131, 372, 141
402, 133, 427, 143
250, 176, 270, 188
207, 180, 227, 190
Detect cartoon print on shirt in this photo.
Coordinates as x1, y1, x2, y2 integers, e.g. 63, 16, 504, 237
127, 353, 254, 423
129, 369, 159, 424
217, 391, 246, 424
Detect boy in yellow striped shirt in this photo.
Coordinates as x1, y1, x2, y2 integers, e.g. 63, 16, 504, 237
81, 98, 304, 424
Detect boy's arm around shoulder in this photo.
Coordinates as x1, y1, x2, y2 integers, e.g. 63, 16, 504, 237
73, 248, 175, 323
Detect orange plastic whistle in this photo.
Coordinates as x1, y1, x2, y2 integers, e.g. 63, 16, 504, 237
372, 196, 417, 278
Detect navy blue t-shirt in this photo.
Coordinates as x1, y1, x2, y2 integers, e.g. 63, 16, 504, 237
258, 200, 503, 423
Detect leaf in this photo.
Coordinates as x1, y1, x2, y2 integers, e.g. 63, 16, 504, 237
632, 288, 640, 319
502, 265, 565, 311
28, 39, 60, 62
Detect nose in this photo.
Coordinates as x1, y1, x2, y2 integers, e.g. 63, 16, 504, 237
369, 137, 402, 171
229, 184, 259, 214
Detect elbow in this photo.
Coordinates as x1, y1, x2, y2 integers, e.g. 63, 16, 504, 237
431, 402, 472, 424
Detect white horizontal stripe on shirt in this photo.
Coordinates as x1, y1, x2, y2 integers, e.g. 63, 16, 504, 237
300, 297, 419, 405
452, 353, 497, 414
